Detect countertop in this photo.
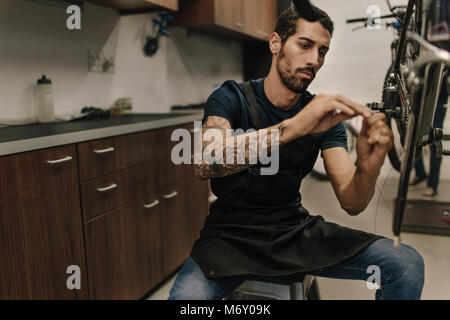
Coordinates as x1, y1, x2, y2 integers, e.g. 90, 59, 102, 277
0, 112, 203, 156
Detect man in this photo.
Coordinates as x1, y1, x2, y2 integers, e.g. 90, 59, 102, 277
169, 5, 424, 300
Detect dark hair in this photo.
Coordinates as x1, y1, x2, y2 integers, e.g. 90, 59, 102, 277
274, 4, 334, 43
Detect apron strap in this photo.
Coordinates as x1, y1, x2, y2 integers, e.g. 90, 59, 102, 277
243, 81, 261, 130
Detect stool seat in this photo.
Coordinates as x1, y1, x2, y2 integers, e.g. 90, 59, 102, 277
226, 275, 319, 300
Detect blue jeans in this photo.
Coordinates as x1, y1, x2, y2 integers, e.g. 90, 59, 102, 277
168, 238, 424, 300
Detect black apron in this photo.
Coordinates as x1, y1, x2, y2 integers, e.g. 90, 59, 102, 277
190, 81, 383, 281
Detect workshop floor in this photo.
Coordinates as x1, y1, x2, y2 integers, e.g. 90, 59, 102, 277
147, 161, 450, 300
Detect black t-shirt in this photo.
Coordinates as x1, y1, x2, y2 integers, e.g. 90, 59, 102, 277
190, 78, 384, 280
202, 77, 348, 155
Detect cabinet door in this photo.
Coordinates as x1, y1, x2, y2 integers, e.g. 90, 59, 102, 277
84, 202, 141, 300
182, 166, 209, 243
214, 0, 245, 32
135, 193, 165, 290
244, 0, 277, 40
257, 0, 278, 40
160, 183, 191, 276
0, 145, 87, 299
84, 193, 165, 300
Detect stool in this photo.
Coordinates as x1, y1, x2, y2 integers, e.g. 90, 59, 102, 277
226, 275, 320, 300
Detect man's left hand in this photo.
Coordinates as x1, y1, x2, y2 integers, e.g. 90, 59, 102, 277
356, 112, 394, 175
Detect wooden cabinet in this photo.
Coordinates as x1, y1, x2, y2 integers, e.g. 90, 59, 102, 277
160, 183, 191, 276
82, 123, 209, 299
0, 145, 87, 299
214, 0, 245, 33
87, 0, 179, 13
171, 0, 278, 41
183, 166, 209, 242
84, 193, 164, 300
80, 168, 136, 221
77, 137, 121, 182
244, 0, 278, 40
0, 122, 209, 300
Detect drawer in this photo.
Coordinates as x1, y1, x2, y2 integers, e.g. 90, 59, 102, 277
77, 137, 123, 182
157, 155, 187, 188
81, 168, 135, 221
80, 161, 159, 221
77, 123, 195, 182
115, 130, 160, 167
156, 123, 195, 160
132, 161, 159, 199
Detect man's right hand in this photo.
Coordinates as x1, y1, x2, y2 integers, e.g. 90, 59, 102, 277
286, 94, 373, 136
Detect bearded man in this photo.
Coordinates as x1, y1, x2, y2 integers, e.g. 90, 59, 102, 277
168, 4, 424, 300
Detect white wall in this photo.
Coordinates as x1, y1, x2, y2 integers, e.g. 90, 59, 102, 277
0, 0, 243, 124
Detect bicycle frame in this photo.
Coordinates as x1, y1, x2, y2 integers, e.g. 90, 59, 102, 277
341, 0, 449, 246
300, 0, 449, 246
391, 0, 449, 247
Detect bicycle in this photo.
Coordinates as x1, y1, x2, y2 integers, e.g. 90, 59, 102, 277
313, 3, 415, 179
346, 0, 450, 246
295, 0, 450, 246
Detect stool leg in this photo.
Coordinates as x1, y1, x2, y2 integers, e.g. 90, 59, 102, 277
307, 278, 321, 300
289, 283, 304, 300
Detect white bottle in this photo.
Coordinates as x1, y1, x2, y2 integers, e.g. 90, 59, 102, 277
35, 75, 55, 123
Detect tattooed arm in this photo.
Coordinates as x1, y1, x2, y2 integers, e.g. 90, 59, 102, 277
193, 115, 299, 179
195, 94, 375, 180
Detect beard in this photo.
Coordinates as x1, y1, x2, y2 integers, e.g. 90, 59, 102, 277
276, 47, 315, 94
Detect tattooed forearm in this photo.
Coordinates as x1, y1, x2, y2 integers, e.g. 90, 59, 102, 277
194, 116, 297, 179
195, 130, 265, 179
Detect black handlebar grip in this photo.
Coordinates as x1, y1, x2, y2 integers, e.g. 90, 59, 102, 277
346, 17, 368, 24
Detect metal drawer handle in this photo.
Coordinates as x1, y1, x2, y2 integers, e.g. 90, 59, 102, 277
163, 191, 178, 199
94, 147, 115, 154
46, 156, 73, 164
96, 183, 118, 192
144, 199, 160, 209
257, 29, 269, 37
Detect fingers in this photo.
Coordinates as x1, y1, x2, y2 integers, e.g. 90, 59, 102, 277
367, 126, 394, 149
362, 112, 393, 149
329, 112, 354, 126
329, 100, 357, 117
365, 112, 387, 127
335, 95, 373, 118
366, 118, 386, 137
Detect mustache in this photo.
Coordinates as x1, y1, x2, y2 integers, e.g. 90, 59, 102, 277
296, 67, 316, 77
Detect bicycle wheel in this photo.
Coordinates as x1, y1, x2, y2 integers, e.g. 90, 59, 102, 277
310, 122, 358, 181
